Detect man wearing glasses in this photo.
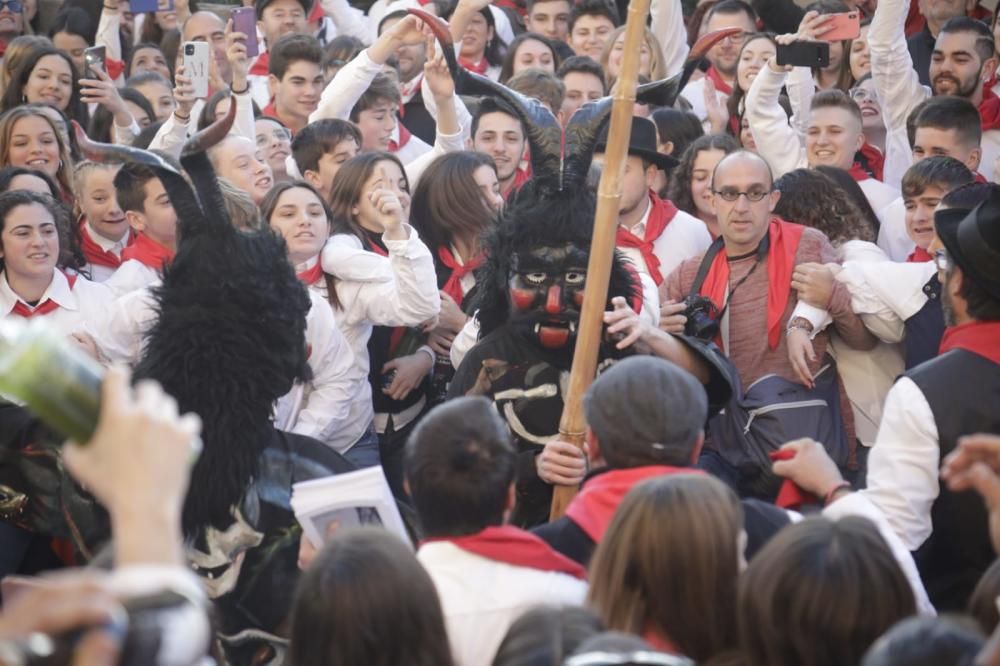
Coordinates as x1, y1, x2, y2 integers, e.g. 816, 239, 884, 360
662, 151, 873, 492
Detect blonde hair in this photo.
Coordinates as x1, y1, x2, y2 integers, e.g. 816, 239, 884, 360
72, 161, 119, 220
0, 107, 75, 201
0, 35, 48, 97
599, 26, 667, 83
218, 177, 262, 231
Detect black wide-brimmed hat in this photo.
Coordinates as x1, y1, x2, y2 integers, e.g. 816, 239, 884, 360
595, 116, 679, 171
935, 185, 1000, 301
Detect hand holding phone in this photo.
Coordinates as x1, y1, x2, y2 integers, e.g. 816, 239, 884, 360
182, 41, 210, 98
776, 40, 831, 68
84, 45, 107, 76
230, 7, 259, 58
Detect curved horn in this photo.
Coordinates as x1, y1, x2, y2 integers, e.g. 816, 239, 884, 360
411, 6, 564, 191
72, 120, 205, 225
180, 96, 239, 229
562, 27, 746, 189
181, 93, 239, 156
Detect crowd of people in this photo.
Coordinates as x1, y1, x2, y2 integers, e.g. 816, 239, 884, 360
0, 0, 999, 661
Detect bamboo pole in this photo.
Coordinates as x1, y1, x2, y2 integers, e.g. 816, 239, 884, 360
549, 0, 651, 521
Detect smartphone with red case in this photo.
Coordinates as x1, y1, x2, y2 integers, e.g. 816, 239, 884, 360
231, 7, 260, 58
821, 11, 861, 41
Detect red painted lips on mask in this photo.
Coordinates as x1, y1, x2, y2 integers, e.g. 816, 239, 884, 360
539, 325, 571, 349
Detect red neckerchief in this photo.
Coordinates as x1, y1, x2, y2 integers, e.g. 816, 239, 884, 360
388, 123, 412, 152
502, 167, 531, 201
565, 466, 701, 542
105, 58, 125, 81
976, 172, 989, 184
364, 235, 407, 354
615, 193, 677, 286
438, 246, 483, 307
399, 74, 423, 116
423, 525, 587, 580
939, 321, 1000, 365
700, 218, 806, 351
121, 233, 174, 270
858, 143, 885, 181
491, 0, 524, 16
847, 162, 871, 182
978, 88, 1000, 132
309, 0, 324, 21
78, 219, 133, 269
458, 56, 490, 76
262, 99, 278, 119
297, 259, 324, 285
249, 51, 270, 77
704, 65, 733, 96
10, 271, 77, 318
907, 246, 934, 263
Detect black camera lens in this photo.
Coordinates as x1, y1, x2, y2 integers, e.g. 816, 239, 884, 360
185, 44, 194, 54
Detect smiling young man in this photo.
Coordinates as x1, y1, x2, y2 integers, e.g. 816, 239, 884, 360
264, 33, 323, 134
292, 118, 361, 200
901, 156, 974, 262
525, 0, 572, 45
470, 97, 528, 200
247, 0, 310, 106
568, 0, 618, 61
869, 0, 1000, 181
556, 55, 606, 126
378, 9, 434, 144
0, 0, 25, 55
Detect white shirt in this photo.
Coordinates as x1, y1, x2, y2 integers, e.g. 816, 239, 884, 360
0, 270, 113, 337
417, 541, 587, 666
858, 376, 940, 552
81, 222, 129, 283
617, 198, 713, 284
877, 197, 916, 262
317, 225, 441, 422
680, 76, 729, 132
858, 178, 901, 219
148, 91, 257, 159
274, 288, 370, 453
103, 258, 161, 298
835, 258, 937, 344
868, 0, 996, 182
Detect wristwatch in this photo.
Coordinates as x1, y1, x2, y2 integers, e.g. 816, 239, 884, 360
786, 316, 815, 334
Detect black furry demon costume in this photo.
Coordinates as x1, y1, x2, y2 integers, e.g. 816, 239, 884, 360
0, 104, 354, 664
417, 10, 724, 527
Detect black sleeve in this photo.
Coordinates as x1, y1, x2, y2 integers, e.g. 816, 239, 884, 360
672, 335, 738, 419
752, 0, 805, 35
447, 348, 482, 399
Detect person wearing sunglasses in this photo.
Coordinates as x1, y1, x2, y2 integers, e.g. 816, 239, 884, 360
0, 0, 25, 56
663, 150, 874, 496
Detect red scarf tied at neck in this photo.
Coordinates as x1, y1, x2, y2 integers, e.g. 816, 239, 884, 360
565, 466, 702, 542
907, 246, 934, 263
458, 56, 490, 76
296, 259, 324, 286
704, 65, 734, 96
10, 272, 77, 318
699, 218, 806, 351
437, 246, 483, 306
423, 525, 587, 580
979, 88, 1000, 132
78, 219, 133, 269
615, 193, 677, 286
121, 233, 175, 271
939, 321, 1000, 365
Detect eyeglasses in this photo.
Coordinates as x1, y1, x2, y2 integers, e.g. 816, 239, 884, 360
934, 248, 950, 272
712, 188, 771, 202
849, 86, 876, 103
0, 1, 23, 12
255, 128, 292, 148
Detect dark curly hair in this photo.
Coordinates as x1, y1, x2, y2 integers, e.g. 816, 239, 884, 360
471, 188, 639, 339
773, 168, 876, 245
667, 133, 739, 216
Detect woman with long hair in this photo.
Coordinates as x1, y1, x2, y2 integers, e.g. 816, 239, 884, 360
126, 42, 173, 81
0, 46, 88, 127
499, 33, 561, 83
600, 26, 667, 83
739, 516, 917, 666
287, 528, 454, 666
0, 190, 111, 334
0, 35, 49, 98
48, 7, 97, 76
0, 106, 75, 203
410, 151, 502, 399
717, 33, 777, 137
775, 167, 896, 452
588, 474, 743, 662
0, 166, 81, 271
667, 133, 739, 238
446, 4, 506, 81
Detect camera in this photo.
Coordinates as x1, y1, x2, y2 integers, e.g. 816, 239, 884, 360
185, 44, 195, 55
681, 295, 721, 341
